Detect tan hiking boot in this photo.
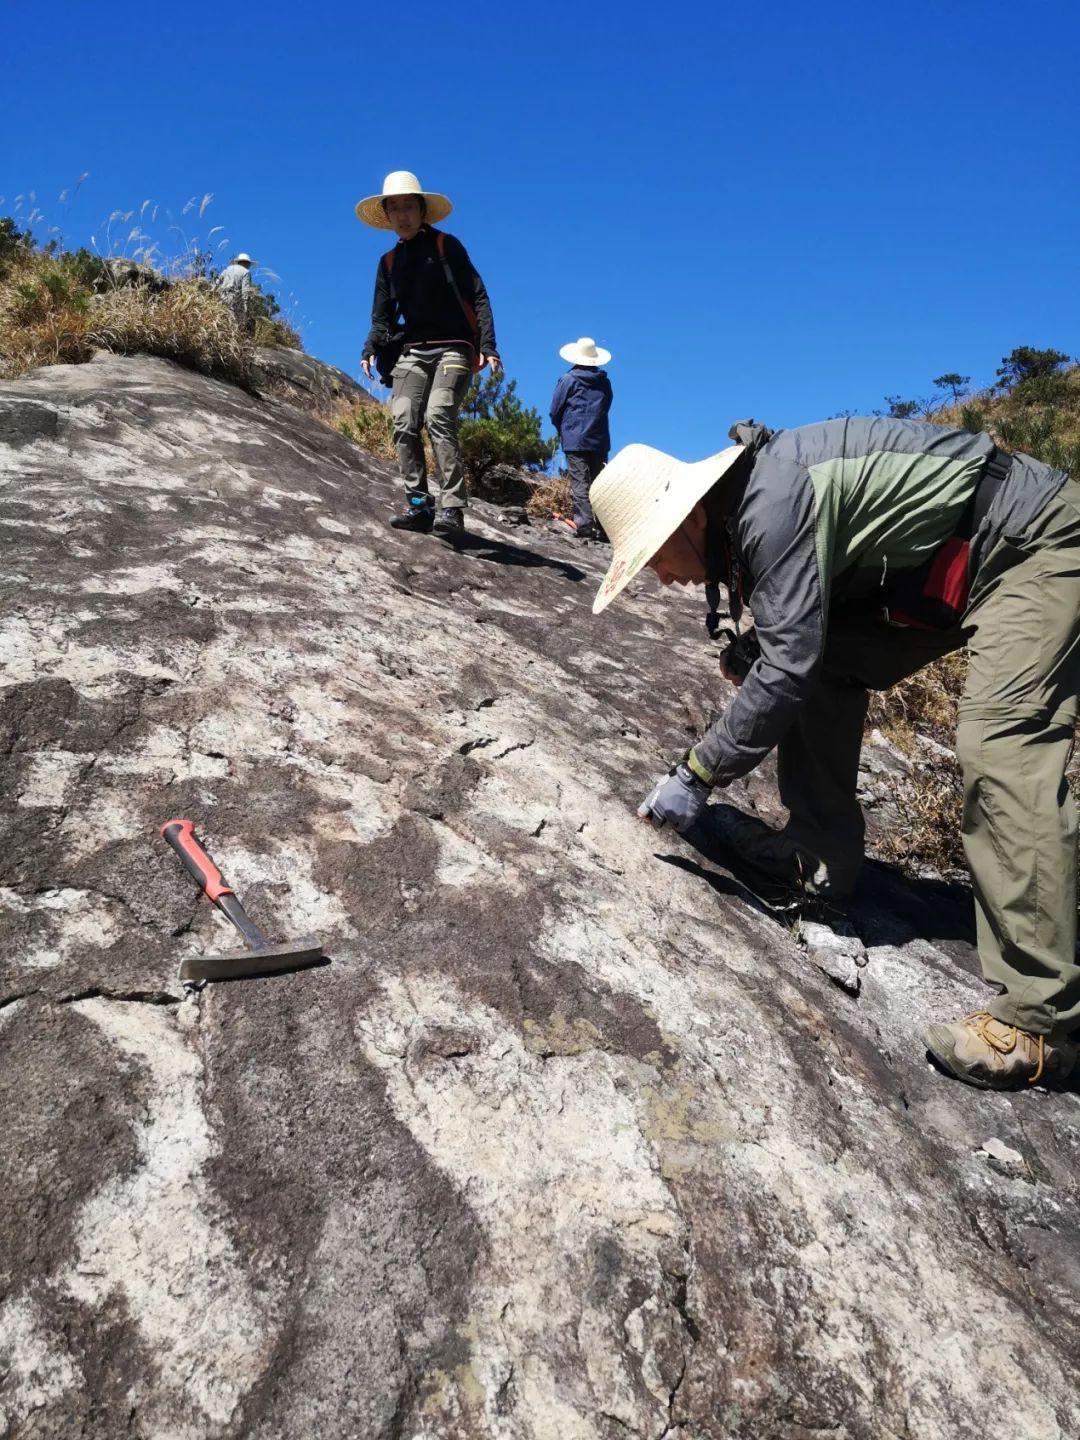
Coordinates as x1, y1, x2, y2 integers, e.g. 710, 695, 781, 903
925, 1011, 1077, 1089
706, 804, 858, 900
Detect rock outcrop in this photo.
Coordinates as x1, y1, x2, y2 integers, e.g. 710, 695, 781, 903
1, 354, 1078, 1439
253, 345, 376, 417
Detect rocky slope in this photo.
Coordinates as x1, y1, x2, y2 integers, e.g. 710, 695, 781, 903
1, 353, 1078, 1440
252, 345, 376, 416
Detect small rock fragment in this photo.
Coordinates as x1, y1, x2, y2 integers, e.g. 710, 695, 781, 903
799, 920, 867, 995
980, 1137, 1024, 1167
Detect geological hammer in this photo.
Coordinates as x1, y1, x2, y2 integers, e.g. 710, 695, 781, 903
161, 818, 324, 982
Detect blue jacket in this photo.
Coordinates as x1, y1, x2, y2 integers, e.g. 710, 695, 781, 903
550, 366, 613, 454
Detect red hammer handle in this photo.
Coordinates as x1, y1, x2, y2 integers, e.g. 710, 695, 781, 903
160, 819, 235, 904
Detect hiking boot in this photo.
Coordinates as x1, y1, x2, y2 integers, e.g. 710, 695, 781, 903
433, 507, 465, 541
705, 803, 858, 900
390, 498, 435, 532
925, 1012, 1077, 1090
550, 515, 605, 542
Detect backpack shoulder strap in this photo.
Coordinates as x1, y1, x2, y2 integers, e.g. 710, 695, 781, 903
382, 247, 399, 303
430, 229, 480, 354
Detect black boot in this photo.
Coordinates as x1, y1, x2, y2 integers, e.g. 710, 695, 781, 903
390, 497, 435, 532
433, 507, 465, 541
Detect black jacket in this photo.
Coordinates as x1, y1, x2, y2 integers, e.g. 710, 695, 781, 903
549, 367, 613, 454
362, 226, 497, 358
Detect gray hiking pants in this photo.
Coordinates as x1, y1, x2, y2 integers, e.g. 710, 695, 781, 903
566, 451, 605, 527
390, 349, 473, 508
779, 478, 1080, 1038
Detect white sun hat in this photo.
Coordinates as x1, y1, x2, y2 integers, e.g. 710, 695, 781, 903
590, 442, 746, 614
355, 171, 453, 229
234, 253, 255, 265
559, 336, 611, 367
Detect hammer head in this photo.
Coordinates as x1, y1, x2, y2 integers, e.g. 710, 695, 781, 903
178, 935, 324, 983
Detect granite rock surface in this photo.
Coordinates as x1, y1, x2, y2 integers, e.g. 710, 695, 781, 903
1, 354, 1078, 1439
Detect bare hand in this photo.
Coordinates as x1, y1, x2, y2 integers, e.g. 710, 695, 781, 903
361, 356, 374, 381
481, 353, 501, 376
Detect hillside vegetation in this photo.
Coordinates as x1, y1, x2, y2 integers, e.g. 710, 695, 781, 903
0, 216, 298, 385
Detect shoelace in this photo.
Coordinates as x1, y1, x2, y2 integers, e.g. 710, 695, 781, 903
969, 1011, 1045, 1085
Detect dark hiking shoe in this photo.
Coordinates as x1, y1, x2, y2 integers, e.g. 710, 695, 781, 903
550, 515, 605, 541
390, 499, 435, 532
705, 803, 858, 901
433, 507, 465, 541
925, 1012, 1077, 1089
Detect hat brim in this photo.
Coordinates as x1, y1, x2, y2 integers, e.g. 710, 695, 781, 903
590, 443, 746, 614
355, 192, 453, 229
559, 343, 611, 366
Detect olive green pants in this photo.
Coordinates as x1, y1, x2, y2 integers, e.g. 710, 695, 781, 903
780, 479, 1080, 1037
390, 349, 473, 509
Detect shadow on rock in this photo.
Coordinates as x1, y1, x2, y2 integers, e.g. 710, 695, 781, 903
658, 803, 978, 959
654, 850, 803, 923
450, 530, 587, 581
848, 861, 976, 949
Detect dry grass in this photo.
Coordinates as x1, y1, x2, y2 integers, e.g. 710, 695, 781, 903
526, 473, 571, 520
0, 245, 254, 385
251, 314, 302, 350
91, 279, 253, 384
868, 651, 967, 750
0, 253, 95, 373
335, 401, 396, 461
875, 759, 966, 876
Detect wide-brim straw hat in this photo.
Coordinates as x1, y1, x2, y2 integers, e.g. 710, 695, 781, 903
355, 171, 453, 229
591, 442, 746, 614
560, 336, 611, 367
234, 253, 254, 265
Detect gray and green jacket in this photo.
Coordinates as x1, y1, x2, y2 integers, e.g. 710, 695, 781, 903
690, 416, 1067, 788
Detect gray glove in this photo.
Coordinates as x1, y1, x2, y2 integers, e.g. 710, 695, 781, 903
637, 763, 710, 833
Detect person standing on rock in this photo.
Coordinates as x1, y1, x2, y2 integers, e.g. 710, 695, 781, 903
549, 337, 613, 541
216, 253, 255, 331
358, 171, 500, 543
590, 418, 1080, 1091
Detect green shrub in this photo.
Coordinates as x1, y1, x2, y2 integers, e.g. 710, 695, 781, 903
995, 345, 1071, 390
459, 372, 557, 484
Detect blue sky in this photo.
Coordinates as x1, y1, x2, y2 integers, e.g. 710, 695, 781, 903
4, 0, 1078, 459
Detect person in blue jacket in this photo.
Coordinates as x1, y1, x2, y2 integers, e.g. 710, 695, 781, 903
549, 337, 613, 540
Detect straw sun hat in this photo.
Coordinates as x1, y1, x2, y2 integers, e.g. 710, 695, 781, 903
355, 171, 453, 229
590, 443, 746, 614
560, 336, 611, 367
